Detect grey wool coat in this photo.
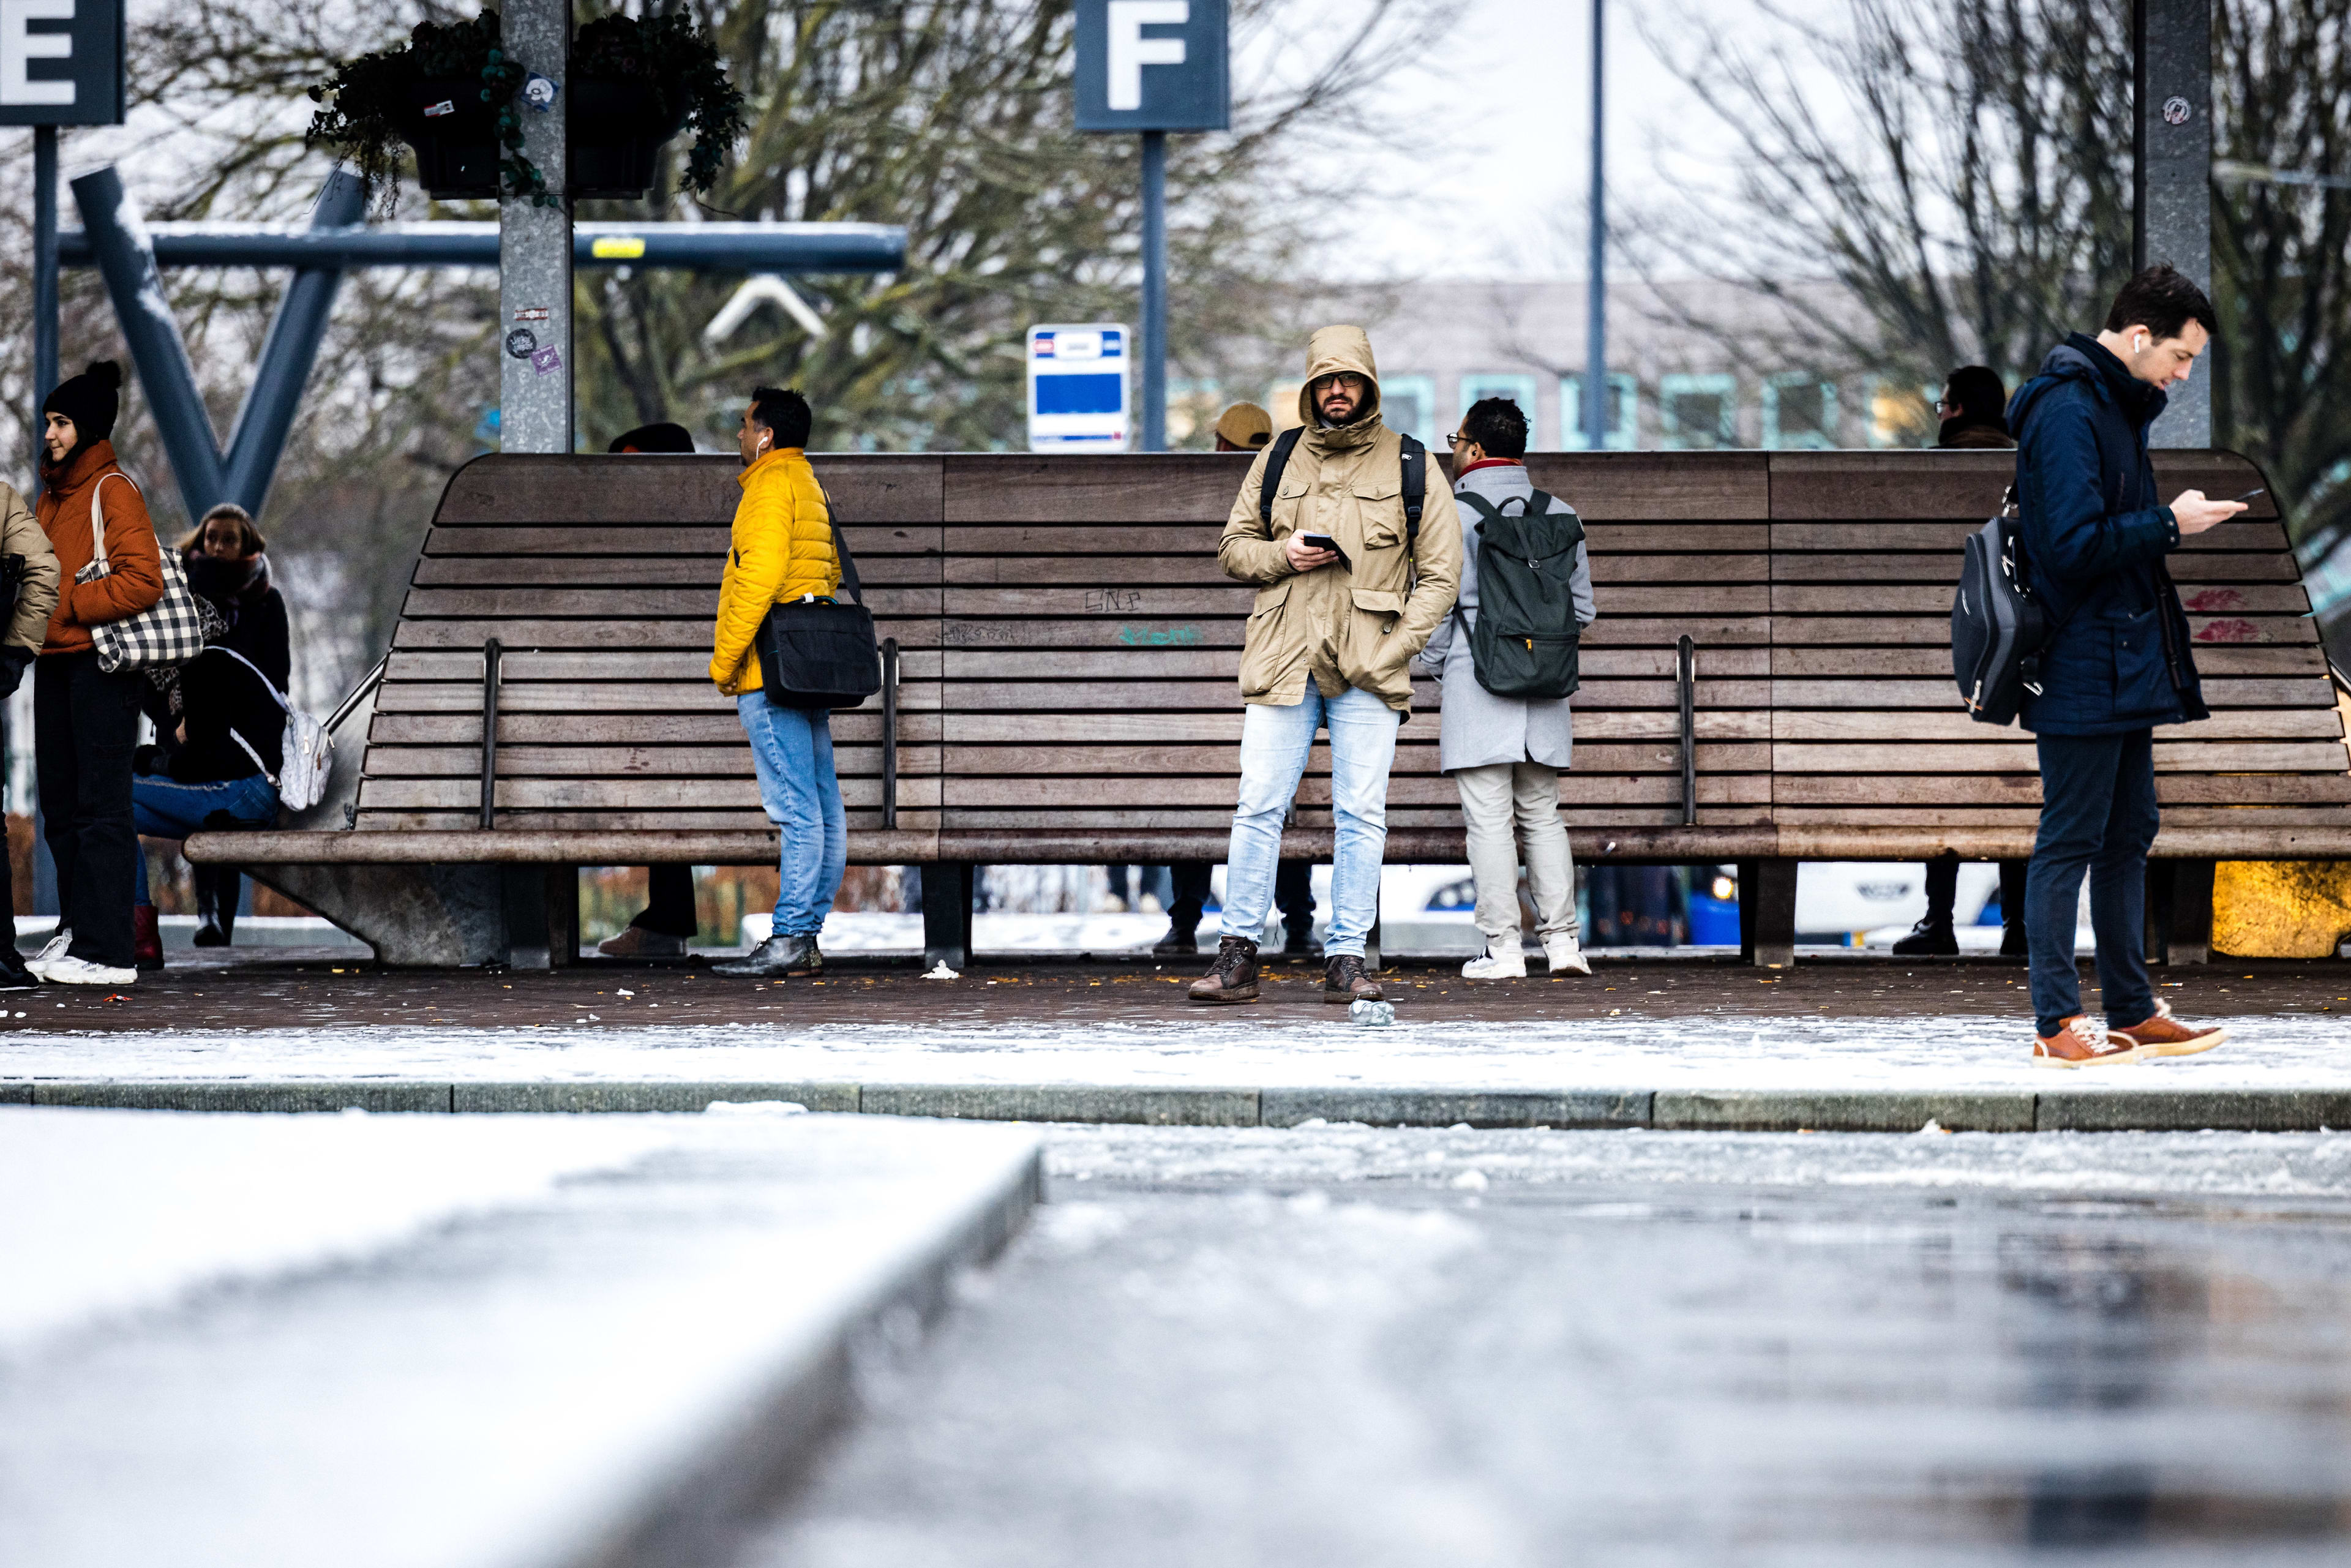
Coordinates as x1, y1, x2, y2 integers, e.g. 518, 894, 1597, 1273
1414, 462, 1596, 773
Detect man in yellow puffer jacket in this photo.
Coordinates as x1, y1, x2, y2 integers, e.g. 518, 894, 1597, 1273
711, 388, 847, 978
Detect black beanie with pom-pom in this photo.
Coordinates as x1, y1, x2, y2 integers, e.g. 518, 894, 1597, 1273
43, 359, 122, 446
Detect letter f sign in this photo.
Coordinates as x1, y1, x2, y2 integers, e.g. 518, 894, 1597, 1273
1107, 0, 1187, 112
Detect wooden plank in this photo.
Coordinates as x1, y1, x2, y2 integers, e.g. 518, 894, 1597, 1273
398, 587, 944, 619
423, 525, 940, 557
1775, 774, 2351, 806
1769, 741, 2349, 773
361, 744, 939, 779
1583, 617, 1774, 648
377, 681, 939, 716
2149, 452, 2276, 512
359, 776, 942, 811
1518, 452, 1771, 520
1772, 519, 2289, 552
943, 453, 1256, 524
386, 650, 946, 683
1772, 613, 2316, 648
1772, 644, 2332, 681
2176, 584, 2312, 615
367, 713, 940, 746
935, 741, 1769, 776
1771, 551, 2301, 585
411, 552, 940, 587
432, 453, 944, 526
937, 775, 1775, 813
1771, 677, 2336, 708
1772, 709, 2344, 743
1766, 450, 2015, 522
934, 645, 1771, 681
2188, 616, 2319, 645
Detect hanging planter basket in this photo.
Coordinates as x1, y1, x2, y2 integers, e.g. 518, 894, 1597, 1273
566, 80, 692, 200
307, 9, 743, 208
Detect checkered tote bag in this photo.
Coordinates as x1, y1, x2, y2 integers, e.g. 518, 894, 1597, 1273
77, 473, 207, 672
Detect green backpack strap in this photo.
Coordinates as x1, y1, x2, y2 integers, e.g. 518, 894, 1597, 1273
1523, 487, 1585, 547
1256, 426, 1307, 529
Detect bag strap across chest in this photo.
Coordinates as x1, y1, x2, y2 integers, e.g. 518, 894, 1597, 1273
1257, 427, 1429, 544
85, 470, 141, 572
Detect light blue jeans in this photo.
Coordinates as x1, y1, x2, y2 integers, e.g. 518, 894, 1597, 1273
738, 694, 847, 937
1221, 685, 1400, 956
132, 771, 278, 903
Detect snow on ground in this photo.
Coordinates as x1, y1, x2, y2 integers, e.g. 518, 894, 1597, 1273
1043, 1122, 2351, 1199
6, 1010, 2351, 1092
0, 1108, 691, 1353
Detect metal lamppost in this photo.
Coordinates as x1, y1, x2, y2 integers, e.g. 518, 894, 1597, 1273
1583, 0, 1608, 453
1075, 1, 1229, 452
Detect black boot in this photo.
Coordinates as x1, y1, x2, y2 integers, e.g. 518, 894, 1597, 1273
193, 866, 238, 947
0, 942, 36, 990
1891, 918, 1959, 956
713, 932, 822, 977
1152, 920, 1200, 956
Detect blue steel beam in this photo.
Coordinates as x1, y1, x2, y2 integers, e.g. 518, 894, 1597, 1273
70, 165, 230, 525
58, 221, 907, 273
222, 169, 368, 515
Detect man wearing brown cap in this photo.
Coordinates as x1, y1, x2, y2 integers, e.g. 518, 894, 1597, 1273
1212, 402, 1273, 453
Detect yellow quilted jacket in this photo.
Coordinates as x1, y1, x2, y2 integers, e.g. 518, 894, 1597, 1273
710, 448, 841, 695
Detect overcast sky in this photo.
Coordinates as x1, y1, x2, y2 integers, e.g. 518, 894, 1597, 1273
1267, 0, 1839, 282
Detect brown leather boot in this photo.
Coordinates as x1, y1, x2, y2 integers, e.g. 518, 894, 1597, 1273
1323, 953, 1382, 1004
1188, 934, 1260, 1003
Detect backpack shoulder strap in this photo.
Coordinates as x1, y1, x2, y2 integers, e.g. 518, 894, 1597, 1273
208, 645, 293, 713
1457, 490, 1507, 531
1399, 433, 1426, 544
1256, 427, 1306, 528
1524, 488, 1586, 546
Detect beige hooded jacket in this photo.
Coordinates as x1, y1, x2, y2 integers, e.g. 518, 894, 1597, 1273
1217, 325, 1461, 711
0, 482, 61, 655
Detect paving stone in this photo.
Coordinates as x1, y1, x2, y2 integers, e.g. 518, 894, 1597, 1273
2037, 1088, 2351, 1132
861, 1084, 1259, 1126
0, 1081, 30, 1106
1653, 1089, 2039, 1133
1261, 1087, 1651, 1129
32, 1081, 452, 1113
450, 1081, 860, 1114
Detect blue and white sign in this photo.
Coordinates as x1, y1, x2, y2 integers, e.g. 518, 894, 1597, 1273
1074, 0, 1228, 133
1027, 324, 1131, 452
0, 0, 122, 126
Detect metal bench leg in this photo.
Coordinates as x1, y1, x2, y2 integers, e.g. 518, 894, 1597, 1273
923, 862, 973, 972
2148, 858, 2213, 967
1744, 858, 1798, 968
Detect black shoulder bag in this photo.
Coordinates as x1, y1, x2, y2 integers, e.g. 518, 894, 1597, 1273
754, 489, 883, 711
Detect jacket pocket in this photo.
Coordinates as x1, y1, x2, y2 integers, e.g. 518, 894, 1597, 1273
1354, 478, 1403, 548
1344, 587, 1409, 696
2111, 606, 2177, 718
1237, 580, 1297, 697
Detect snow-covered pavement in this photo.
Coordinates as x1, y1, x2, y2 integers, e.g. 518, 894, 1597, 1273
6, 1008, 2351, 1093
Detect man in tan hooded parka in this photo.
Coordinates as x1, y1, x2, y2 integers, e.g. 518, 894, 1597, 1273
1190, 325, 1461, 1005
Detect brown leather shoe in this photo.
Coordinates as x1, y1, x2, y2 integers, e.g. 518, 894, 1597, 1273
1322, 953, 1382, 1004
2113, 998, 2228, 1058
2032, 1014, 2142, 1069
1188, 934, 1259, 1003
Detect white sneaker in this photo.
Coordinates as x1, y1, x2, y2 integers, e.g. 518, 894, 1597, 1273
40, 955, 136, 987
1461, 945, 1526, 979
1544, 936, 1592, 975
26, 928, 72, 978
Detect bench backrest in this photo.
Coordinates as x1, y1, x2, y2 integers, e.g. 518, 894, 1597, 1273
361, 449, 2338, 854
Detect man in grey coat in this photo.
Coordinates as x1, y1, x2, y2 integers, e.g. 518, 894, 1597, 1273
1415, 397, 1594, 977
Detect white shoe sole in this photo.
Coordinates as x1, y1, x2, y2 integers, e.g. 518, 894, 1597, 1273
2132, 1029, 2229, 1058
2032, 1044, 2143, 1068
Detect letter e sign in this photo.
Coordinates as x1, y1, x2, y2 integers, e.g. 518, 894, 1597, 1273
0, 0, 122, 125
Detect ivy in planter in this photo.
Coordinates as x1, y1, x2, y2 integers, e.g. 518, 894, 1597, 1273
306, 11, 550, 209
571, 9, 746, 200
308, 9, 743, 209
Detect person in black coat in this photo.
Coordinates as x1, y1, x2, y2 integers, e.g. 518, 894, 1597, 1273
131, 503, 291, 954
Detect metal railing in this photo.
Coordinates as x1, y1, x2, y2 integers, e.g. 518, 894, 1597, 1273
1676, 633, 1697, 827
881, 637, 900, 830
478, 637, 503, 830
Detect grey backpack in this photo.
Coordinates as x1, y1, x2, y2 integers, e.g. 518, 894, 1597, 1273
1458, 489, 1584, 699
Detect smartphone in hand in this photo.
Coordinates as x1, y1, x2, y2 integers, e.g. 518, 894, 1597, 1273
1299, 531, 1349, 569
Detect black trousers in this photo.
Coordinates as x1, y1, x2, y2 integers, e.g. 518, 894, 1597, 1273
1167, 860, 1313, 932
36, 651, 142, 968
629, 864, 699, 937
1924, 857, 2028, 928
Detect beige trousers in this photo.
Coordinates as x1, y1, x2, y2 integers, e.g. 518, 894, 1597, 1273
1453, 762, 1578, 947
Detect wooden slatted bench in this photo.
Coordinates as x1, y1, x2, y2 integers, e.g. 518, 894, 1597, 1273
187, 448, 2351, 969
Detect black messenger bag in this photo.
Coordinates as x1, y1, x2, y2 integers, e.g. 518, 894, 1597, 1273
755, 495, 882, 711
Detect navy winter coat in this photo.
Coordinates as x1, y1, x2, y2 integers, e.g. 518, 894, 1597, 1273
2006, 334, 2208, 735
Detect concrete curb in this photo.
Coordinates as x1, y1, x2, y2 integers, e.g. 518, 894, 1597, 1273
13, 1078, 2351, 1132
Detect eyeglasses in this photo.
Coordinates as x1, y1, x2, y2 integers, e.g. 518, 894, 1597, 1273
1445, 432, 1470, 448
1934, 398, 1957, 415
1315, 373, 1368, 392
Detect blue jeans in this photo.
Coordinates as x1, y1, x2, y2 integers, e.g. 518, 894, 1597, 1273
738, 695, 847, 937
1221, 685, 1400, 956
132, 771, 278, 903
2027, 729, 2159, 1035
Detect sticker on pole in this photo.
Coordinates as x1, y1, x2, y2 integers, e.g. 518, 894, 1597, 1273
530, 345, 563, 376
1027, 324, 1130, 453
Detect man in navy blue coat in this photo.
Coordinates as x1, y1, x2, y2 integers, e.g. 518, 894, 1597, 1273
2008, 265, 2243, 1067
